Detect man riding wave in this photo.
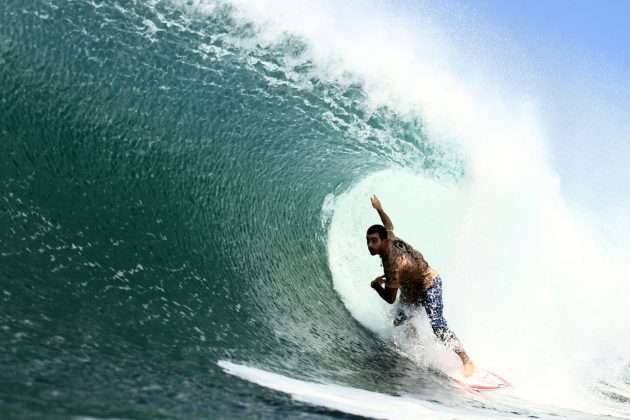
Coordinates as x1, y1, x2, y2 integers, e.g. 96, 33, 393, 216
367, 194, 476, 377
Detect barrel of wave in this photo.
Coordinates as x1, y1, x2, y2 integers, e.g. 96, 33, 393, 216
325, 169, 467, 335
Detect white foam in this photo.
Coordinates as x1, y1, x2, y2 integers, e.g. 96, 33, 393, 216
326, 169, 630, 413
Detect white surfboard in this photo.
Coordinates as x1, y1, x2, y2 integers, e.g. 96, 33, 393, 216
219, 361, 517, 419
449, 368, 511, 391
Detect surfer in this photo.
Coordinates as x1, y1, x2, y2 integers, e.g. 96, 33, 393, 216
367, 194, 476, 377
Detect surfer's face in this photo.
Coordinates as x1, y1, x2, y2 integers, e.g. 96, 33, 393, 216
366, 233, 386, 256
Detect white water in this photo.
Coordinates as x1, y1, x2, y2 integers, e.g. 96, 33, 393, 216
326, 170, 629, 416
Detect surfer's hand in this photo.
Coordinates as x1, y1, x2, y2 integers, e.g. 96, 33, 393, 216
371, 276, 385, 289
370, 194, 382, 210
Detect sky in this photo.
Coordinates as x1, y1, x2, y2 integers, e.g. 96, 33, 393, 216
481, 0, 630, 65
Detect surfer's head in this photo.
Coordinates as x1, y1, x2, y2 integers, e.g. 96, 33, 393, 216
366, 224, 388, 256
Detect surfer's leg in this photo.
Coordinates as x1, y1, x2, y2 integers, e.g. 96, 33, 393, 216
422, 276, 475, 375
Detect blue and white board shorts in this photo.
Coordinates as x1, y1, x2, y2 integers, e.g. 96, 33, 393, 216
394, 275, 448, 330
394, 275, 464, 349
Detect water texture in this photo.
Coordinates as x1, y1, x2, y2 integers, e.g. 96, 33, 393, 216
1, 1, 628, 419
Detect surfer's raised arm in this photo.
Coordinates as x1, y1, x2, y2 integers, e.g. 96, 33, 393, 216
370, 194, 393, 231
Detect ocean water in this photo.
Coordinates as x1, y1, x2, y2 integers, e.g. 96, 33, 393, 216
1, 0, 629, 418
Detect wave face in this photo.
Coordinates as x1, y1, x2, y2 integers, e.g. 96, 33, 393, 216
1, 0, 628, 418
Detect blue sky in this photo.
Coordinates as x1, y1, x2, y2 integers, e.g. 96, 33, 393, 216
480, 0, 630, 66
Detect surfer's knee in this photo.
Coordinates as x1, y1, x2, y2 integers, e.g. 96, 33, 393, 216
433, 326, 465, 352
432, 326, 446, 340
433, 326, 455, 343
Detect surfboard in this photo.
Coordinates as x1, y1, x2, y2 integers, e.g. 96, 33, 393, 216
219, 360, 512, 418
448, 368, 511, 391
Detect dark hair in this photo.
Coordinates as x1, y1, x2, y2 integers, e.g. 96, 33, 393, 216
367, 224, 387, 240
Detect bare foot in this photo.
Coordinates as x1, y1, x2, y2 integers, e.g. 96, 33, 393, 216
462, 361, 476, 377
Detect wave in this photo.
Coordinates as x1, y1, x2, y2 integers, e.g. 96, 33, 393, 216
0, 0, 628, 418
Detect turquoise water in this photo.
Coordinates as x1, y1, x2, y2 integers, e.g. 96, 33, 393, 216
1, 1, 628, 418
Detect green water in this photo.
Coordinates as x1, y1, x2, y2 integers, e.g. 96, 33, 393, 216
1, 1, 627, 419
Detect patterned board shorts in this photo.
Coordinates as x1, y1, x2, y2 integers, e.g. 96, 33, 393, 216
394, 275, 448, 330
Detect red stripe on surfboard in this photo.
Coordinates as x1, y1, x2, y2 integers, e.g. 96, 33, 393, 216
491, 372, 511, 387
450, 370, 511, 391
